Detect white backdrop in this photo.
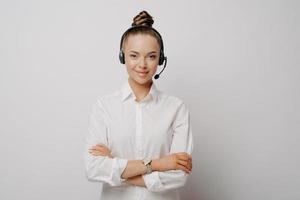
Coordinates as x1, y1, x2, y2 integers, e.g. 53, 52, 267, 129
1, 0, 299, 200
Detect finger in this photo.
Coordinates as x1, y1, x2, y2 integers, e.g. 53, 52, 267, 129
90, 148, 111, 156
176, 152, 190, 156
91, 146, 109, 152
177, 160, 189, 169
177, 165, 189, 173
89, 149, 97, 154
89, 144, 106, 149
94, 144, 105, 148
176, 152, 192, 159
89, 151, 99, 156
96, 144, 109, 148
96, 145, 110, 152
177, 155, 192, 164
90, 148, 104, 154
89, 149, 107, 154
89, 145, 103, 150
177, 160, 192, 171
94, 146, 107, 151
176, 163, 191, 174
96, 144, 105, 147
177, 154, 190, 162
89, 150, 107, 156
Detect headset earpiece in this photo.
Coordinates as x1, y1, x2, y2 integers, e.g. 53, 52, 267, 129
119, 50, 125, 64
159, 49, 165, 65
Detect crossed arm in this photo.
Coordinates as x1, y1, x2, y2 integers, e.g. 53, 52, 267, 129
89, 144, 193, 187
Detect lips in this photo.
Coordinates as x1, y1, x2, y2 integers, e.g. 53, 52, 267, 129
135, 70, 148, 78
136, 71, 148, 74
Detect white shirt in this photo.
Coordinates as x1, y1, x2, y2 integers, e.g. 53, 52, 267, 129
84, 80, 194, 200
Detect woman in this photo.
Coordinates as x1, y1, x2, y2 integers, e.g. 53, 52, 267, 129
84, 11, 193, 200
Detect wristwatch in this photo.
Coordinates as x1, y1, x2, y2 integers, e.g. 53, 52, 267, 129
143, 158, 152, 174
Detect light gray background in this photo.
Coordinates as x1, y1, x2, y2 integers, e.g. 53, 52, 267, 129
0, 0, 299, 200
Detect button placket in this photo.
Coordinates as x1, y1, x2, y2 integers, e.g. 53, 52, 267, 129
135, 103, 143, 159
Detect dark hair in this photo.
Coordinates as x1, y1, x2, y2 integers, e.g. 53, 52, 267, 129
120, 11, 162, 50
119, 11, 166, 65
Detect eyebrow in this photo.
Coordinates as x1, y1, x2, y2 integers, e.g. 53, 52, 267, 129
129, 50, 158, 54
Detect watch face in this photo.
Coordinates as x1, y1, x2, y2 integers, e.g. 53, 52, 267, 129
144, 159, 151, 165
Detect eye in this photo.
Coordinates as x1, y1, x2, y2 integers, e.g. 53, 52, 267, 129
130, 54, 137, 58
149, 55, 156, 60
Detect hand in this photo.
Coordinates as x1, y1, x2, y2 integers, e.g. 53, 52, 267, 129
89, 143, 113, 158
153, 152, 192, 174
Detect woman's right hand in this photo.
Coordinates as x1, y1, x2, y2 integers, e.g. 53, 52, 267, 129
152, 152, 192, 174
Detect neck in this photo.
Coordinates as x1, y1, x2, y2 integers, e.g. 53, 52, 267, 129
128, 77, 152, 102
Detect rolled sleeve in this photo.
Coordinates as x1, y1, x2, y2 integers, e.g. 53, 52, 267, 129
84, 100, 128, 186
143, 101, 194, 192
143, 170, 188, 192
85, 155, 128, 186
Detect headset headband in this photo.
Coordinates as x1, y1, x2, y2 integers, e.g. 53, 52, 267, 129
119, 25, 164, 52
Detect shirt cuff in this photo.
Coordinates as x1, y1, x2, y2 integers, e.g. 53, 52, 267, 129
142, 171, 163, 191
114, 157, 128, 184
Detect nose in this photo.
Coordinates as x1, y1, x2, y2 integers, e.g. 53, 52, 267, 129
138, 58, 147, 69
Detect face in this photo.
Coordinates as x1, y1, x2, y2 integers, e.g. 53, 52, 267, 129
123, 34, 160, 86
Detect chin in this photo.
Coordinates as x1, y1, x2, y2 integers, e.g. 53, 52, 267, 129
131, 76, 152, 85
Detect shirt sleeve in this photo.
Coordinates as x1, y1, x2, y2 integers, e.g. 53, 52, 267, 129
142, 101, 194, 192
84, 99, 128, 186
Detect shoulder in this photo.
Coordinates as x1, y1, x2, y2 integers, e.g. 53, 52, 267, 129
158, 91, 190, 112
98, 90, 120, 103
158, 92, 191, 126
91, 90, 120, 111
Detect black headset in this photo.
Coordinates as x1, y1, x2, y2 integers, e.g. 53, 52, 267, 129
119, 25, 167, 79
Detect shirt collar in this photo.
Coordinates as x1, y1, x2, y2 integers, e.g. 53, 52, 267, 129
121, 80, 159, 103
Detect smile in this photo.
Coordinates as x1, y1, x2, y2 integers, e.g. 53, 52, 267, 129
135, 70, 149, 77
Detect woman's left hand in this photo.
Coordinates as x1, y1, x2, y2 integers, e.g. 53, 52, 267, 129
89, 144, 113, 158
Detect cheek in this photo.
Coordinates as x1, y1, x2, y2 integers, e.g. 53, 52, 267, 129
150, 65, 158, 72
126, 59, 138, 69
153, 67, 158, 74
126, 65, 136, 76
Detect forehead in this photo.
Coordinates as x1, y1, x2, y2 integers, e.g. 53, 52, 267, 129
123, 34, 160, 52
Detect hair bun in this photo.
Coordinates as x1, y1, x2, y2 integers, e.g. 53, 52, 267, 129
131, 11, 154, 27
